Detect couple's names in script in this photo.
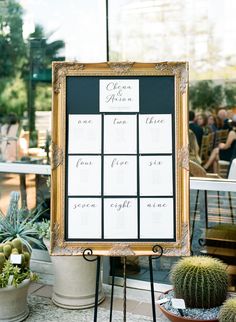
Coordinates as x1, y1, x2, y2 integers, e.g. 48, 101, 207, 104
100, 79, 139, 112
105, 81, 132, 104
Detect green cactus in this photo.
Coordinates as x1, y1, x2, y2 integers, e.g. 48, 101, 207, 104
23, 251, 30, 268
0, 190, 45, 252
6, 191, 20, 221
12, 238, 23, 254
0, 253, 6, 273
3, 244, 12, 258
170, 256, 228, 309
219, 297, 236, 322
5, 241, 13, 249
0, 244, 3, 252
21, 254, 25, 267
0, 241, 37, 287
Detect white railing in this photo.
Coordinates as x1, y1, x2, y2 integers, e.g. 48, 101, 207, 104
190, 177, 236, 192
0, 162, 50, 175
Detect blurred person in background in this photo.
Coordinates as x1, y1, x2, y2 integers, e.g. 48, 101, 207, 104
189, 129, 202, 165
0, 113, 21, 161
207, 114, 218, 132
189, 110, 203, 148
203, 127, 236, 173
217, 108, 232, 130
196, 113, 212, 135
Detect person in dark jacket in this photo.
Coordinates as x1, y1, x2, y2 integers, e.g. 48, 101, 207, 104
217, 108, 232, 130
189, 110, 203, 148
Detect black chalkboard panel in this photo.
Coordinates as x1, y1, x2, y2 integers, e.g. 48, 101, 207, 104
66, 76, 174, 114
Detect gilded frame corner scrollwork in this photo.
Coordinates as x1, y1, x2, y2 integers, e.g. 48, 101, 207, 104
51, 62, 190, 257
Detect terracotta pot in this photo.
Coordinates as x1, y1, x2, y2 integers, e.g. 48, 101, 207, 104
158, 291, 219, 322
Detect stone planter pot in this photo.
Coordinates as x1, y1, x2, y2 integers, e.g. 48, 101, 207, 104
51, 255, 105, 309
158, 291, 219, 322
30, 248, 53, 285
31, 248, 51, 262
0, 279, 30, 322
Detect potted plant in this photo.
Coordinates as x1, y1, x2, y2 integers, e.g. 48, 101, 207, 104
158, 256, 228, 322
0, 191, 45, 251
219, 297, 236, 322
42, 236, 105, 309
27, 219, 51, 261
27, 219, 53, 284
0, 239, 37, 321
25, 208, 105, 309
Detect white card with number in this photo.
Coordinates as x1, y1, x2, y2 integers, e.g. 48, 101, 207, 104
10, 254, 22, 264
171, 298, 186, 309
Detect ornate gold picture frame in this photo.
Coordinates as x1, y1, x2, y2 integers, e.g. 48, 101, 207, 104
51, 62, 190, 256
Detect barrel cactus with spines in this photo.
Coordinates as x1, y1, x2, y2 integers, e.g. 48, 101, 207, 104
3, 244, 12, 258
170, 256, 228, 309
0, 241, 37, 288
23, 251, 31, 268
5, 241, 13, 250
219, 297, 236, 322
0, 241, 30, 271
12, 238, 23, 254
0, 253, 6, 273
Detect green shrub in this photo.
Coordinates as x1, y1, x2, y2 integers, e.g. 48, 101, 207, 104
170, 256, 228, 309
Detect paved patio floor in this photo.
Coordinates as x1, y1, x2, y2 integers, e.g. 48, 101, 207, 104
26, 283, 169, 321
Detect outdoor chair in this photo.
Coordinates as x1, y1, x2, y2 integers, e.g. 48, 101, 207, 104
214, 129, 229, 147
199, 132, 215, 163
207, 132, 215, 158
189, 160, 219, 179
199, 135, 209, 163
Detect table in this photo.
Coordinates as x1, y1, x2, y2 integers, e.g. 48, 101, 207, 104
0, 162, 50, 208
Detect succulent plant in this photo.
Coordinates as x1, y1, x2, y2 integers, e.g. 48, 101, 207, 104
0, 240, 37, 287
12, 238, 23, 254
170, 256, 228, 309
0, 253, 5, 272
219, 297, 236, 322
0, 191, 46, 252
3, 244, 12, 258
23, 251, 30, 268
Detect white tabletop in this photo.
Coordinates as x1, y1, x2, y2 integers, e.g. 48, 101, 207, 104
228, 159, 236, 180
0, 162, 50, 175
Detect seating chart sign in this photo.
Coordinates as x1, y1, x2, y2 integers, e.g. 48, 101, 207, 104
51, 62, 190, 256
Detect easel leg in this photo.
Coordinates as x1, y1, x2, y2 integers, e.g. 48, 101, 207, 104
149, 256, 156, 322
94, 256, 101, 322
204, 190, 208, 229
149, 245, 163, 322
190, 189, 199, 250
123, 257, 127, 322
228, 192, 234, 224
82, 249, 101, 322
217, 191, 221, 223
109, 257, 115, 322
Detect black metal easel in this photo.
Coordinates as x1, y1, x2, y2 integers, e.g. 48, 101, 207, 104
83, 245, 163, 322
